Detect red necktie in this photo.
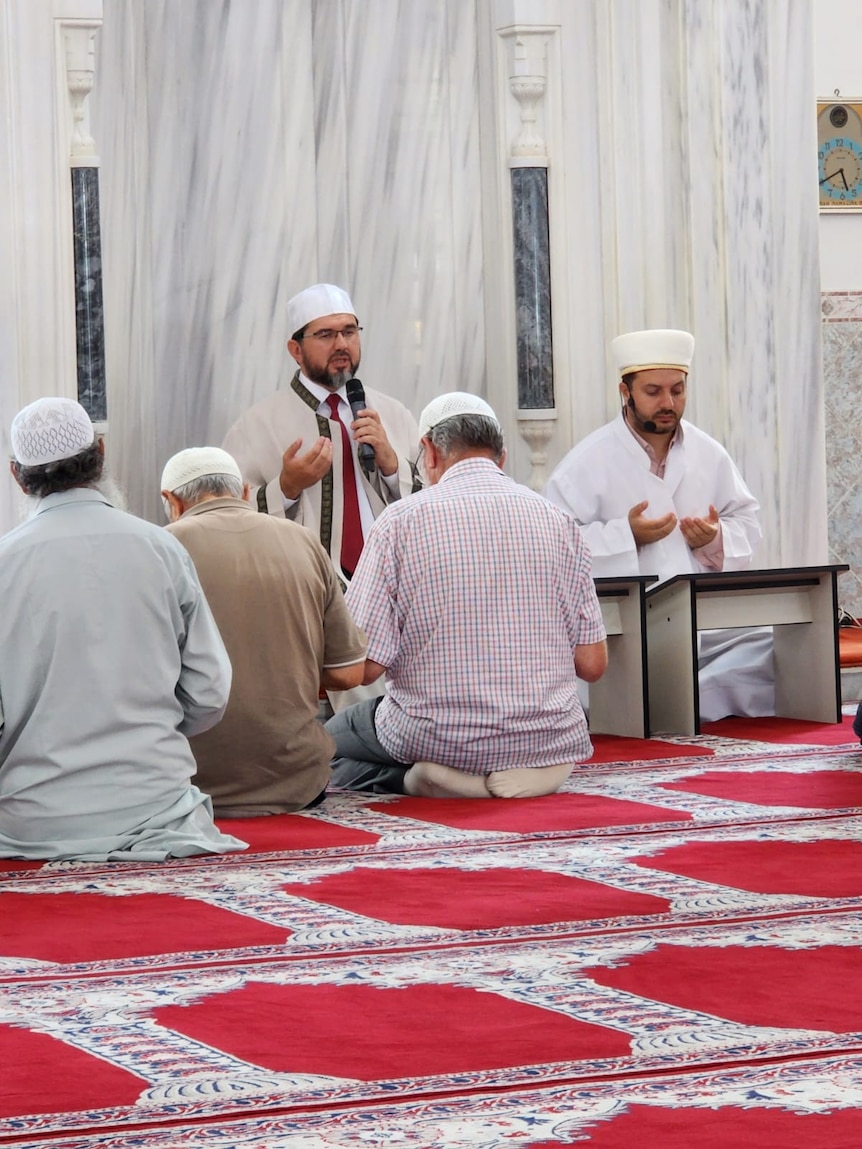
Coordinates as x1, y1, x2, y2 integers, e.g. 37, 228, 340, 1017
326, 394, 364, 576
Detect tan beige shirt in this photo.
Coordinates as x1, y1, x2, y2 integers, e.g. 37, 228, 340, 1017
168, 498, 366, 815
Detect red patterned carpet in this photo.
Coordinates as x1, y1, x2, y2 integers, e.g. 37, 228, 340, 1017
2, 716, 862, 1147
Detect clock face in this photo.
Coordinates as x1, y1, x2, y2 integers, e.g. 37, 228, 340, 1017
817, 101, 862, 209
819, 137, 862, 203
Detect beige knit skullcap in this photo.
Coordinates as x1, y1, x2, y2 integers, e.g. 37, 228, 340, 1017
418, 392, 499, 439
160, 447, 243, 493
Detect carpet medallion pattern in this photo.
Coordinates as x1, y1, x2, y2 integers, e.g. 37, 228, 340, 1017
1, 719, 861, 1147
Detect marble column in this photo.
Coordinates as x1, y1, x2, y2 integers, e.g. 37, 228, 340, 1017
500, 17, 559, 490
63, 18, 107, 424
511, 167, 553, 411
71, 167, 106, 421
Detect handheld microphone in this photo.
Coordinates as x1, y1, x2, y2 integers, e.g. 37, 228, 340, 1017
627, 394, 657, 433
345, 378, 376, 472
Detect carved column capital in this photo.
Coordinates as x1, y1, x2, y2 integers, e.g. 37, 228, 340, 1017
502, 31, 549, 160
517, 409, 557, 491
60, 20, 101, 161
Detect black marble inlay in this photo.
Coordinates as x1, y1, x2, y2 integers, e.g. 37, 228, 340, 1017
71, 166, 106, 422
511, 166, 554, 410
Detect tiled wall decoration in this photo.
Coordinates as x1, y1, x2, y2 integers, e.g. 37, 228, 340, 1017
822, 292, 862, 617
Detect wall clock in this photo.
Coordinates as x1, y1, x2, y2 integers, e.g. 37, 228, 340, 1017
818, 100, 862, 209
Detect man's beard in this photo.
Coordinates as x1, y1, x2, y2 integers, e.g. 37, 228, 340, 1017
302, 353, 359, 390
628, 399, 679, 436
327, 367, 353, 391
96, 470, 129, 512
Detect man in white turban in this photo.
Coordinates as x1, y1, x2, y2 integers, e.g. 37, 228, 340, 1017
160, 446, 367, 816
543, 329, 769, 722
222, 283, 420, 587
0, 397, 246, 861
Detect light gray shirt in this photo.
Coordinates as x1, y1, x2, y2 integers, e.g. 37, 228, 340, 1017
0, 488, 244, 860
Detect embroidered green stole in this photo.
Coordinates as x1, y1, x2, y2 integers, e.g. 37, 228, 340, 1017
257, 372, 336, 558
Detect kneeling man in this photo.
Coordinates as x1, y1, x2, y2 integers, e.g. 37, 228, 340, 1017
0, 398, 245, 860
327, 393, 607, 798
162, 447, 367, 815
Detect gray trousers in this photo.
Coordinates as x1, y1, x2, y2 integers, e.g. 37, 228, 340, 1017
326, 698, 412, 794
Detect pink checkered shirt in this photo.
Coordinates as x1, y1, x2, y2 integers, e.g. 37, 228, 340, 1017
345, 457, 606, 772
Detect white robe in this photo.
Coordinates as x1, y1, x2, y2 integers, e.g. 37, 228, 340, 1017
544, 414, 771, 721
543, 413, 761, 581
224, 376, 419, 712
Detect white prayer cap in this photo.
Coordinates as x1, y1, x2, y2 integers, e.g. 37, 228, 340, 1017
160, 447, 243, 493
418, 392, 499, 439
611, 329, 695, 376
10, 397, 95, 466
287, 284, 357, 337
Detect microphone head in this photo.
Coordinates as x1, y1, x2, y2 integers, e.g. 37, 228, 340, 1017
626, 393, 657, 432
345, 378, 366, 405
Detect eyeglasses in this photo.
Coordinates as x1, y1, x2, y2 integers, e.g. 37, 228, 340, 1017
299, 325, 363, 344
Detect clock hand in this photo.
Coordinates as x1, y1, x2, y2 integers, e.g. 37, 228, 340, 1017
842, 168, 850, 189
820, 167, 847, 187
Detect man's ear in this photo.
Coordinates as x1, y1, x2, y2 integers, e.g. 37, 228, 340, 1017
422, 437, 441, 483
242, 483, 251, 503
287, 338, 303, 367
161, 490, 184, 523
9, 460, 23, 492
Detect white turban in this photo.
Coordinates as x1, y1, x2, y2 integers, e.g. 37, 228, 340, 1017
10, 397, 95, 466
611, 329, 695, 376
418, 392, 499, 439
161, 447, 243, 493
286, 284, 357, 337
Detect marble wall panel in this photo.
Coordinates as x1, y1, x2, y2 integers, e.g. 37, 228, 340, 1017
682, 0, 824, 569
310, 0, 486, 422
18, 0, 824, 583
758, 1, 827, 568
0, 0, 81, 536
94, 1, 315, 520
821, 292, 862, 616
585, 0, 825, 570
92, 0, 486, 522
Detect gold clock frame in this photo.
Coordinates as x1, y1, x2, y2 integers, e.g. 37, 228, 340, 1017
818, 99, 862, 212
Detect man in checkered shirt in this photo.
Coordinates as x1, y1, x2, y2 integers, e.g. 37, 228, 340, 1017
326, 392, 608, 799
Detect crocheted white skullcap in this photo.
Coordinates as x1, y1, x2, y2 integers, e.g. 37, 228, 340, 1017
611, 329, 695, 376
10, 397, 95, 466
160, 447, 243, 493
418, 392, 499, 439
286, 284, 357, 337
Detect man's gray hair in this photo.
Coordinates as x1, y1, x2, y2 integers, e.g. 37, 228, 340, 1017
427, 414, 504, 461
173, 473, 244, 504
